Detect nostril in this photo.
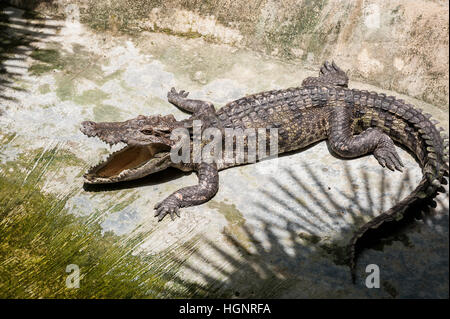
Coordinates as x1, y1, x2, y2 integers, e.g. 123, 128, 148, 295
81, 121, 97, 134
82, 121, 95, 127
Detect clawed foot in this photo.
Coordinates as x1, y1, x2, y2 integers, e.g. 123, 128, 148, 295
373, 137, 404, 172
154, 195, 181, 221
167, 87, 189, 104
320, 61, 342, 76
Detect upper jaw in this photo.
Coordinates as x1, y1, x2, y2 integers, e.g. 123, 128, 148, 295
80, 120, 173, 184
80, 121, 124, 145
80, 121, 172, 146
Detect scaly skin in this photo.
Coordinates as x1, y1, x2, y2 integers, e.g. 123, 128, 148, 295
81, 61, 449, 281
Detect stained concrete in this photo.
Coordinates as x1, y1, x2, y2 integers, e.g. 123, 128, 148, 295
7, 0, 448, 108
0, 6, 448, 298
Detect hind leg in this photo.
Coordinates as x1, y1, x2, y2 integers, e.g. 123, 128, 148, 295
328, 105, 406, 282
328, 106, 404, 171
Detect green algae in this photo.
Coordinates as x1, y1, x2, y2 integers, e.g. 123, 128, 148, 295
318, 241, 349, 267
29, 43, 109, 102
207, 200, 250, 246
55, 74, 76, 101
93, 104, 124, 122
81, 0, 158, 33
66, 0, 327, 61
0, 177, 167, 298
29, 147, 83, 169
38, 83, 51, 94
139, 36, 233, 88
28, 43, 126, 110
207, 200, 245, 227
262, 0, 327, 58
29, 63, 56, 75
153, 25, 202, 39
73, 89, 110, 105
31, 48, 61, 65
29, 49, 64, 75
144, 95, 169, 109
0, 145, 203, 298
98, 69, 124, 86
64, 44, 107, 83
108, 193, 140, 213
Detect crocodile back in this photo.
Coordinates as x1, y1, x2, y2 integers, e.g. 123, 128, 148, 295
215, 87, 331, 152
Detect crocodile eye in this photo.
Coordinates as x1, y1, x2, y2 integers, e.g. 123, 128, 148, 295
157, 128, 171, 133
153, 129, 169, 137
141, 128, 168, 137
141, 129, 153, 135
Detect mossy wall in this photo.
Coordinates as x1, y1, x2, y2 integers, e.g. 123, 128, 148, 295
7, 0, 449, 109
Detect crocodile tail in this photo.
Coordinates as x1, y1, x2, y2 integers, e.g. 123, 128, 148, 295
348, 95, 449, 283
348, 177, 444, 283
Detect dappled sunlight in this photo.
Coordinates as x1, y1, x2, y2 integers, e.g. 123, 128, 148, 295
166, 157, 448, 298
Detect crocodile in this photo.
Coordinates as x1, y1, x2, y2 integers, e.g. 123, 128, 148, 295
80, 61, 449, 281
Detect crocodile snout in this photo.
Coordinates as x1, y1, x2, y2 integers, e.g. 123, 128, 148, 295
80, 121, 97, 136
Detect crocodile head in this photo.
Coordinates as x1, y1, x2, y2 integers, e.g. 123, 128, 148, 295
80, 114, 179, 184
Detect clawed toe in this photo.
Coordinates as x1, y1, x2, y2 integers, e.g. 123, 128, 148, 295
168, 87, 189, 101
153, 196, 181, 222
374, 146, 404, 172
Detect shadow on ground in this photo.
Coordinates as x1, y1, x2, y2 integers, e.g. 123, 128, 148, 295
164, 161, 448, 298
0, 2, 58, 107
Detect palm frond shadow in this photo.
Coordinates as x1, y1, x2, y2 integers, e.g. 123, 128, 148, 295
0, 2, 59, 107
159, 219, 309, 298
263, 162, 431, 261
161, 160, 448, 298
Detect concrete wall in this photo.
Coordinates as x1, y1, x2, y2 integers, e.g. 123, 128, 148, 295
9, 0, 449, 109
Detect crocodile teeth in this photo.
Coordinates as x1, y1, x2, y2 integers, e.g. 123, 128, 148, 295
87, 144, 129, 173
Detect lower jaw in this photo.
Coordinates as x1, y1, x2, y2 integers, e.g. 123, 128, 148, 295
83, 170, 144, 184
83, 175, 118, 184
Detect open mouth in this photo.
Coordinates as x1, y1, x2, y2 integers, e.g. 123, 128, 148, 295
84, 143, 171, 184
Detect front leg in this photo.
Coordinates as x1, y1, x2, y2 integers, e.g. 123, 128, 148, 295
328, 106, 404, 171
168, 87, 215, 115
154, 162, 219, 221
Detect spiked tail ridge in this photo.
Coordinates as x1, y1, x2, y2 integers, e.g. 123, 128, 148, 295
348, 93, 449, 283
347, 177, 446, 283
